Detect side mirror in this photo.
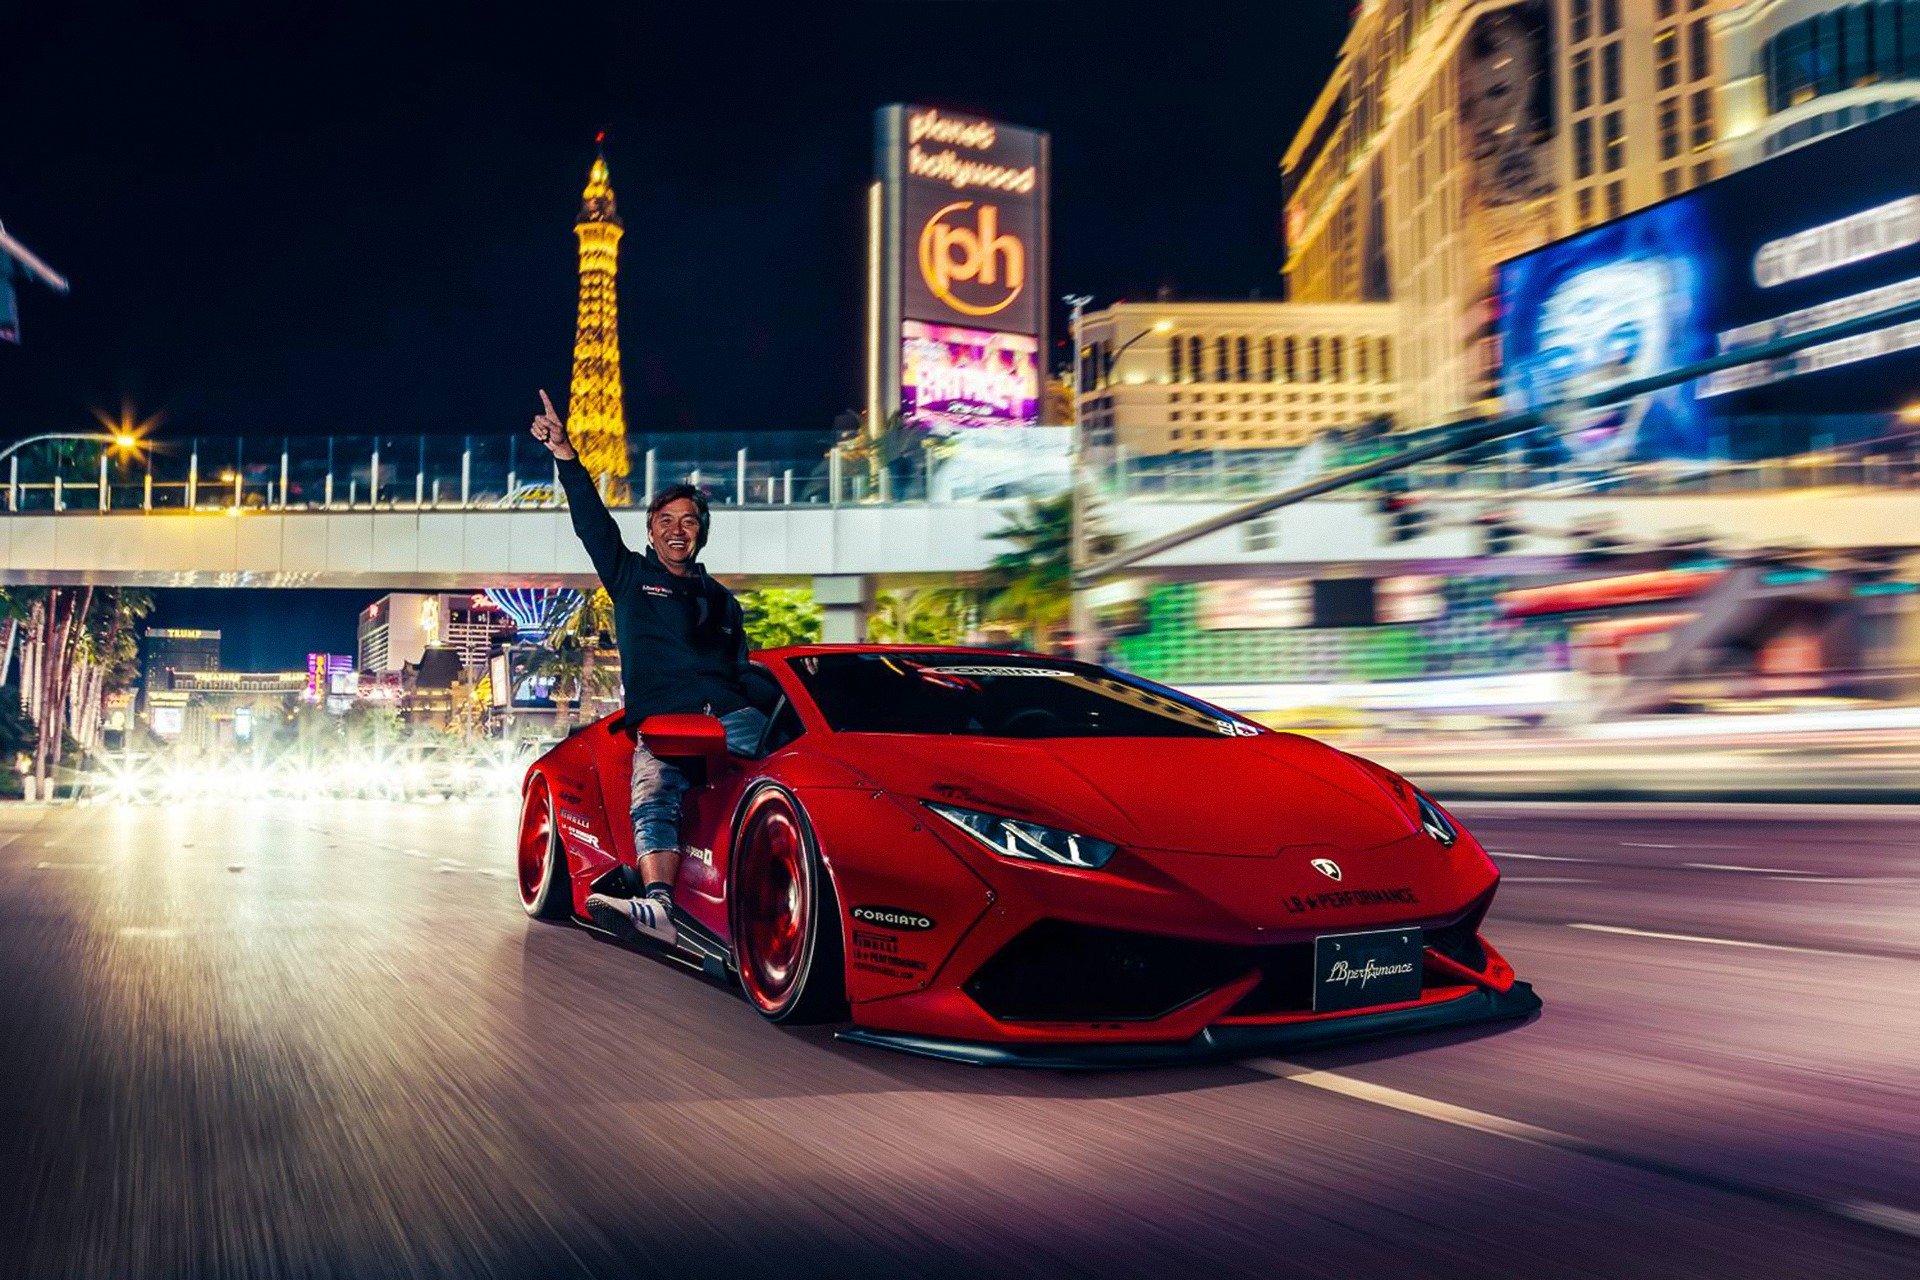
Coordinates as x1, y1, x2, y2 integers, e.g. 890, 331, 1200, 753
638, 713, 729, 764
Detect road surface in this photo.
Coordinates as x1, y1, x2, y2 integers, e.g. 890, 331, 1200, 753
1, 799, 1915, 1278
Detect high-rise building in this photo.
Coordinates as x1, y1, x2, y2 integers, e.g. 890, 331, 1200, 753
358, 594, 506, 678
566, 139, 629, 491
1283, 1, 1750, 431
1075, 301, 1399, 456
1559, 0, 1742, 232
1285, 2, 1562, 430
140, 627, 221, 706
1715, 1, 1920, 169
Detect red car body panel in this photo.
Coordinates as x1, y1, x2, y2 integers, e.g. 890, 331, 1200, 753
522, 644, 1539, 1065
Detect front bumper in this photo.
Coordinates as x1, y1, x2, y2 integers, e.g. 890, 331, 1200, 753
837, 979, 1541, 1069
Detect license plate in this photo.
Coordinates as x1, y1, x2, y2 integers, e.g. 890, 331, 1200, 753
1312, 927, 1423, 1013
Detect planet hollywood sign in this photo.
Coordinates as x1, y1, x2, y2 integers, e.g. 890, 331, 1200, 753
871, 103, 1050, 433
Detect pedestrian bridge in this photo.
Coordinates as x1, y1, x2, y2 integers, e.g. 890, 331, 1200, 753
1, 486, 1912, 592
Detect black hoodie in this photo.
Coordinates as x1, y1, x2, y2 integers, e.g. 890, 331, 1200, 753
554, 456, 749, 725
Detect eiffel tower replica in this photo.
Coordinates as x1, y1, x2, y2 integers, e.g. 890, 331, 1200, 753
565, 136, 630, 496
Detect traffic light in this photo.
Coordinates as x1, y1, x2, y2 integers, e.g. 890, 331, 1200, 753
1375, 489, 1428, 543
1570, 518, 1628, 564
1477, 508, 1521, 556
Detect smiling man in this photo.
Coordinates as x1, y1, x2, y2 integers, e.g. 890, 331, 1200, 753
530, 389, 764, 947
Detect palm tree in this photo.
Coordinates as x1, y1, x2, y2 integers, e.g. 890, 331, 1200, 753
867, 587, 973, 645
531, 588, 619, 733
985, 495, 1115, 654
740, 588, 822, 649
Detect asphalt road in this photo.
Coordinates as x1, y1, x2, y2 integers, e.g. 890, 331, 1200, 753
1, 799, 1915, 1279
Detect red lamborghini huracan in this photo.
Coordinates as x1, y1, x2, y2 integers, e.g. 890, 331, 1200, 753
515, 645, 1540, 1066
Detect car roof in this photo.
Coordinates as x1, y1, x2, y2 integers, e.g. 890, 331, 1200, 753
752, 643, 1065, 662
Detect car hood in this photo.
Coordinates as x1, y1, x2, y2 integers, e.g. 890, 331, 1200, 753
815, 732, 1417, 856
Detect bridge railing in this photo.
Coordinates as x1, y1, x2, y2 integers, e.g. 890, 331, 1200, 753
1, 435, 864, 513
1, 432, 1913, 513
1091, 448, 1920, 501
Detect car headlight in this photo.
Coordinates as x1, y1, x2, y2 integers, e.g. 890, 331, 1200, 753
925, 802, 1117, 870
1415, 791, 1458, 848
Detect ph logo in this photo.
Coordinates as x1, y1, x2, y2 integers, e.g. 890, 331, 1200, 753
918, 201, 1025, 317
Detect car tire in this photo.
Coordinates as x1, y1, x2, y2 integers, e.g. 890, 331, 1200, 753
517, 773, 571, 921
730, 783, 847, 1024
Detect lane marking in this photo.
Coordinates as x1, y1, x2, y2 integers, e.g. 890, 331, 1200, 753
1566, 923, 1863, 958
1490, 851, 1594, 863
1776, 875, 1900, 884
1838, 1201, 1920, 1239
1246, 1059, 1920, 1243
1502, 876, 1597, 884
1684, 862, 1816, 876
1621, 841, 1680, 848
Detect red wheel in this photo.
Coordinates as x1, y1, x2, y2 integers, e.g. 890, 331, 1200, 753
517, 774, 570, 920
730, 785, 845, 1023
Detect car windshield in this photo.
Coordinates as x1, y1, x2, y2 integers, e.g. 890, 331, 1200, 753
786, 652, 1261, 739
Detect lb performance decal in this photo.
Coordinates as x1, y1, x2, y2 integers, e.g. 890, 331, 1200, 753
851, 930, 930, 981
850, 905, 935, 931
1284, 886, 1418, 914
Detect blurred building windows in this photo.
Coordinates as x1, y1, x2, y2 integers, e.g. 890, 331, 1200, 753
1660, 97, 1682, 158
1602, 0, 1622, 36
1573, 49, 1593, 110
1606, 180, 1625, 217
1691, 88, 1715, 149
1657, 27, 1680, 89
1688, 16, 1711, 81
1214, 336, 1231, 382
1261, 337, 1276, 382
1604, 40, 1624, 100
1663, 168, 1681, 196
1658, 0, 1677, 16
1168, 333, 1183, 382
1573, 0, 1593, 43
1603, 110, 1626, 170
1577, 185, 1594, 226
1575, 117, 1595, 177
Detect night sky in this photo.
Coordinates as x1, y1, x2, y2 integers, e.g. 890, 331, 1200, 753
4, 1, 1350, 666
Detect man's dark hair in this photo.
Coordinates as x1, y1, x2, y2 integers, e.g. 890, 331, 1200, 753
646, 483, 712, 552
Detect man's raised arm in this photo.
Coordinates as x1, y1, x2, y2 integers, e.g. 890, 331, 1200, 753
531, 388, 633, 590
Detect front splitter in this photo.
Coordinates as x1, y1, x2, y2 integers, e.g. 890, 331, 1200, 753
836, 981, 1542, 1069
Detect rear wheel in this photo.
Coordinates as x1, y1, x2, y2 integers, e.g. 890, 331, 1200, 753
517, 774, 571, 920
731, 784, 846, 1023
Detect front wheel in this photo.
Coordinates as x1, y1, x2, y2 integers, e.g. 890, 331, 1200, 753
517, 774, 571, 920
730, 784, 846, 1023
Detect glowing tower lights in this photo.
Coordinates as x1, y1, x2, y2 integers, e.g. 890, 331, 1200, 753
566, 135, 630, 495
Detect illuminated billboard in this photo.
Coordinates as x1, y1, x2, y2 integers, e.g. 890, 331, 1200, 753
870, 105, 1049, 430
901, 321, 1038, 431
1498, 106, 1920, 462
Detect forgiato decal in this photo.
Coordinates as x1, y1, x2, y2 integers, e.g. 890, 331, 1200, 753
850, 905, 936, 931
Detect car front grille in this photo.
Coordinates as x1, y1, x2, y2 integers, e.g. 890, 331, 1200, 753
963, 920, 1255, 1023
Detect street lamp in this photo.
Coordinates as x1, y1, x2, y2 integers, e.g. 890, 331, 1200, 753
1061, 300, 1173, 661
0, 431, 145, 514
0, 431, 142, 467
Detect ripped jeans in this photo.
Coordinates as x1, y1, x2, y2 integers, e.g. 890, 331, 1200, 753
630, 706, 768, 853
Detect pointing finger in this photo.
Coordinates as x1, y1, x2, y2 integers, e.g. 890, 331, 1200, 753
538, 389, 557, 417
